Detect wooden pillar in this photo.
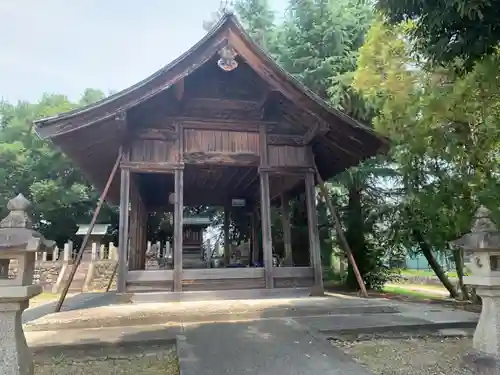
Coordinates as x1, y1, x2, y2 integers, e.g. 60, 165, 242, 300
281, 193, 293, 267
129, 179, 139, 270
117, 166, 130, 294
173, 168, 184, 292
305, 172, 324, 294
259, 124, 273, 287
260, 171, 273, 288
138, 199, 147, 270
224, 205, 230, 266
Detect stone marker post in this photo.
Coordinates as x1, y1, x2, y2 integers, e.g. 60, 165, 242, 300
452, 206, 500, 374
0, 194, 51, 375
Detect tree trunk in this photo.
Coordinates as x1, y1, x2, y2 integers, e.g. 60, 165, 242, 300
413, 229, 459, 298
345, 181, 367, 290
452, 248, 469, 300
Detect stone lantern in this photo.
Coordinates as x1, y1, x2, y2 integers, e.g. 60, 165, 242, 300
452, 206, 500, 373
0, 194, 52, 375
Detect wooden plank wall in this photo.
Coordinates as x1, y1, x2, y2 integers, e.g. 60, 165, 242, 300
182, 278, 266, 291
273, 267, 314, 288
181, 269, 266, 291
183, 129, 259, 154
273, 277, 314, 288
130, 139, 177, 163
126, 270, 174, 292
268, 145, 309, 167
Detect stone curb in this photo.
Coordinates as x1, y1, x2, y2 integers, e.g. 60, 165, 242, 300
320, 320, 478, 337
176, 334, 188, 375
31, 337, 178, 356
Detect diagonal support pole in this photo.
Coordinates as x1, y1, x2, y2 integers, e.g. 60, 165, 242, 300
313, 163, 368, 298
55, 151, 123, 312
106, 262, 119, 292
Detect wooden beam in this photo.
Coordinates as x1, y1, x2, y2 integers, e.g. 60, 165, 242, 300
267, 134, 306, 146
127, 269, 174, 282
182, 98, 261, 118
174, 78, 185, 101
183, 152, 260, 166
176, 118, 277, 132
149, 193, 255, 210
305, 172, 324, 295
258, 166, 315, 175
120, 161, 180, 173
281, 193, 293, 267
137, 128, 177, 141
183, 268, 264, 280
313, 163, 368, 297
273, 267, 313, 278
55, 150, 122, 312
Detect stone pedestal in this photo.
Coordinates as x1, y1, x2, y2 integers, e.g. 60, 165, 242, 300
0, 286, 41, 375
474, 288, 500, 356
462, 287, 500, 374
453, 207, 500, 374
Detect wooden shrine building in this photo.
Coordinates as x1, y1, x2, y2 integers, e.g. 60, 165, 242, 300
34, 14, 387, 297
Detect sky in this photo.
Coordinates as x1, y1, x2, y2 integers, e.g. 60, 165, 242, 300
0, 0, 287, 103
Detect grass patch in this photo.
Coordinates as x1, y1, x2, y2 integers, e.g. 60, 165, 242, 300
382, 285, 446, 300
35, 354, 179, 375
398, 269, 460, 278
34, 343, 179, 375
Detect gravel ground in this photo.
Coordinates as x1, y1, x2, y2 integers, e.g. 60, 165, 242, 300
332, 336, 474, 375
34, 345, 179, 375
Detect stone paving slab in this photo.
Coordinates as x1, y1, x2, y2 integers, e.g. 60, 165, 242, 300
178, 318, 374, 375
26, 324, 180, 350
396, 304, 479, 324
22, 292, 114, 324
23, 296, 402, 331
295, 313, 429, 333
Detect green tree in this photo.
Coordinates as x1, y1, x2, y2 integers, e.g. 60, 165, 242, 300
234, 0, 276, 50
354, 19, 500, 298
276, 0, 395, 289
0, 90, 118, 247
376, 0, 500, 68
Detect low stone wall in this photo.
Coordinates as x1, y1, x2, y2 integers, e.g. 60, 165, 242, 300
89, 261, 117, 291
9, 259, 118, 292
7, 242, 119, 293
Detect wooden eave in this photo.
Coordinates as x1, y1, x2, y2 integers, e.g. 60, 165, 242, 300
33, 12, 389, 202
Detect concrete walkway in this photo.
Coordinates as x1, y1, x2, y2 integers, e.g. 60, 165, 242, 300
178, 318, 373, 375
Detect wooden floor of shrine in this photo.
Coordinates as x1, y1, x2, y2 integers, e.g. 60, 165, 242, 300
125, 267, 315, 293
